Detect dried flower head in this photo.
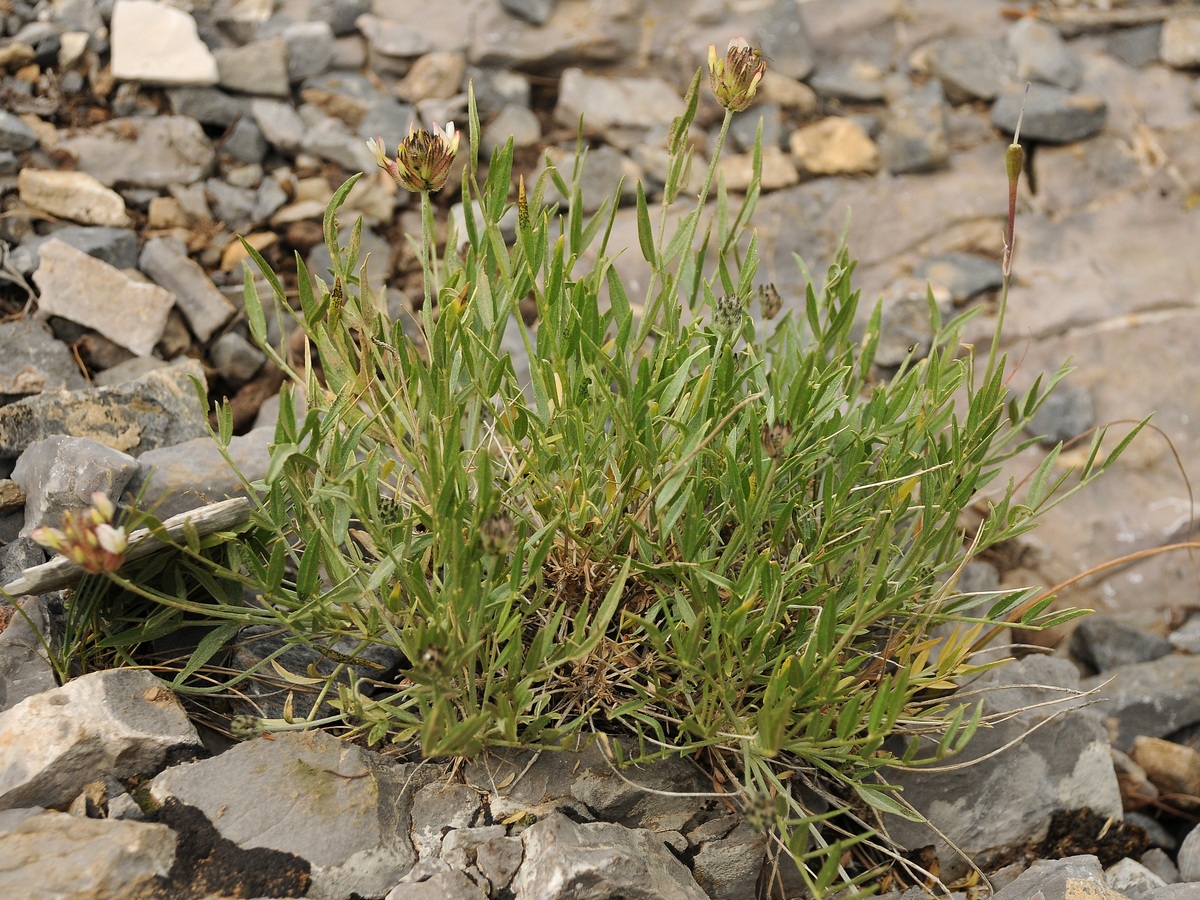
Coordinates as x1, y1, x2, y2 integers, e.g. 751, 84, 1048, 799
369, 121, 460, 193
708, 37, 767, 113
712, 293, 746, 337
757, 283, 782, 320
480, 512, 517, 556
761, 421, 793, 459
31, 491, 127, 574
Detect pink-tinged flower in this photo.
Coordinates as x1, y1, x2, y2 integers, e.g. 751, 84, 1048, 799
369, 121, 460, 193
31, 492, 127, 575
708, 37, 767, 113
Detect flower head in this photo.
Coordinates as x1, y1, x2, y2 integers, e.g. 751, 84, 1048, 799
712, 293, 746, 337
757, 283, 782, 320
369, 121, 460, 193
708, 37, 767, 113
31, 491, 127, 575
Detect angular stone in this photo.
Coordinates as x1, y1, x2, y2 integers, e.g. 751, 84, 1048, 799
1084, 653, 1200, 750
124, 425, 267, 516
927, 37, 1012, 104
469, 0, 639, 70
1008, 18, 1082, 90
808, 59, 887, 103
690, 818, 766, 900
554, 68, 683, 147
214, 36, 291, 97
0, 667, 201, 810
0, 359, 211, 460
0, 594, 59, 712
210, 331, 266, 387
109, 0, 218, 85
11, 435, 139, 536
148, 730, 435, 899
0, 111, 38, 151
1161, 17, 1200, 69
251, 98, 306, 152
411, 782, 483, 859
57, 116, 215, 190
756, 0, 814, 81
18, 169, 130, 227
991, 84, 1107, 144
32, 238, 173, 356
1131, 735, 1200, 800
993, 855, 1129, 900
20, 225, 139, 274
138, 237, 234, 343
914, 252, 1002, 305
789, 117, 880, 176
1068, 612, 1170, 673
397, 51, 467, 102
166, 85, 244, 127
0, 810, 176, 898
717, 145, 799, 193
881, 79, 950, 175
501, 0, 554, 26
0, 318, 87, 398
283, 21, 336, 82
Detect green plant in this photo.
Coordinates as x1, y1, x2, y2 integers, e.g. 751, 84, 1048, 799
29, 53, 1141, 897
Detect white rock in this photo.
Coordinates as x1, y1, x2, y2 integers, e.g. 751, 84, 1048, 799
1161, 17, 1200, 69
110, 0, 218, 86
18, 169, 130, 227
789, 117, 881, 176
1105, 857, 1167, 896
32, 239, 175, 357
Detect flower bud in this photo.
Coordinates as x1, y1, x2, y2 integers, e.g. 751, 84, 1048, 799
712, 293, 746, 337
709, 38, 767, 113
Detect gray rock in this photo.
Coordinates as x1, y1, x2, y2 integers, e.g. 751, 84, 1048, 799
1178, 823, 1200, 882
356, 98, 420, 151
913, 252, 1003, 306
1009, 18, 1083, 91
1107, 857, 1168, 896
0, 594, 58, 712
1161, 17, 1200, 70
1141, 886, 1200, 900
0, 810, 176, 898
205, 177, 258, 233
0, 110, 37, 151
756, 0, 814, 81
1084, 654, 1200, 750
148, 729, 435, 899
139, 237, 235, 343
511, 812, 708, 900
1107, 24, 1163, 70
689, 817, 766, 900
729, 102, 784, 153
282, 20, 336, 82
991, 84, 1107, 144
1139, 847, 1179, 884
880, 78, 950, 175
994, 855, 1126, 900
249, 98, 305, 152
11, 435, 138, 537
0, 318, 88, 397
108, 0, 218, 85
554, 68, 683, 149
220, 117, 268, 165
57, 116, 215, 189
483, 103, 542, 157
165, 85, 244, 127
874, 277, 950, 367
21, 225, 138, 274
501, 0, 554, 26
301, 71, 393, 126
33, 238, 173, 356
210, 331, 266, 386
475, 832, 523, 893
888, 656, 1121, 881
411, 781, 483, 859
356, 13, 433, 61
300, 106, 378, 172
469, 0, 638, 70
927, 37, 1012, 103
126, 427, 271, 519
214, 36, 291, 98
93, 356, 170, 387
1125, 811, 1177, 852
0, 358, 211, 460
1070, 613, 1172, 673
808, 60, 888, 103
1029, 384, 1096, 447
468, 67, 532, 120
307, 225, 391, 292
386, 866, 488, 899
0, 667, 202, 810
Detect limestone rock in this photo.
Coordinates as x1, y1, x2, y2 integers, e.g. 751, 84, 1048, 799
138, 238, 235, 343
18, 169, 130, 227
1130, 736, 1200, 798
109, 0, 218, 86
214, 36, 291, 97
57, 116, 215, 190
0, 318, 88, 397
554, 68, 683, 148
32, 238, 173, 356
993, 855, 1131, 900
789, 117, 880, 176
11, 435, 139, 536
717, 145, 799, 192
0, 667, 201, 810
1084, 654, 1200, 750
992, 84, 1107, 144
1161, 17, 1200, 69
0, 594, 58, 712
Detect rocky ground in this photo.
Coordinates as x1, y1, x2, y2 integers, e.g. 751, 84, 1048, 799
3, 0, 1200, 897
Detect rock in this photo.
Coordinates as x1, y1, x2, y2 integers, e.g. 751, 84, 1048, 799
0, 810, 176, 898
1009, 18, 1083, 91
0, 110, 37, 151
148, 729, 433, 899
1178, 823, 1200, 881
1107, 24, 1163, 70
356, 13, 434, 61
689, 817, 766, 900
166, 85, 244, 127
57, 116, 215, 190
1084, 654, 1200, 751
386, 865, 488, 899
0, 318, 87, 398
210, 331, 266, 386
10, 435, 139, 536
282, 21, 336, 82
1161, 17, 1200, 70
251, 97, 307, 152
215, 36, 291, 98
873, 277, 950, 367
1069, 613, 1171, 673
888, 656, 1121, 880
1130, 736, 1200, 799
0, 667, 201, 810
32, 238, 174, 356
93, 356, 170, 387
19, 225, 139, 274
0, 594, 59, 712
470, 0, 637, 69
756, 0, 814, 81
729, 103, 784, 154
0, 359, 211, 460
17, 169, 130, 228
1139, 847, 1179, 884
221, 117, 268, 164
913, 252, 1002, 305
554, 68, 683, 149
1125, 812, 1177, 852
483, 104, 542, 156
511, 812, 708, 900
789, 117, 880, 176
397, 51, 467, 102
756, 70, 818, 115
411, 782, 483, 860
880, 79, 950, 175
991, 84, 1107, 144
1141, 886, 1200, 899
139, 237, 235, 343
501, 0, 555, 26
716, 145, 799, 193
808, 59, 887, 103
926, 37, 1011, 104
109, 0, 218, 86
300, 106, 378, 173
994, 855, 1130, 900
